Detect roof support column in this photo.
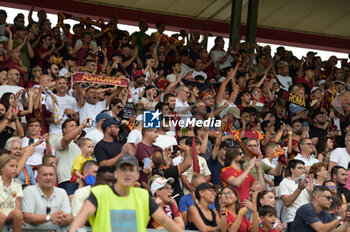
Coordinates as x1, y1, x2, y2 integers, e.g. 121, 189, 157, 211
246, 0, 259, 53
229, 0, 242, 50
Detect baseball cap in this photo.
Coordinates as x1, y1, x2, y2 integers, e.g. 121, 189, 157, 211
150, 177, 174, 196
195, 182, 215, 199
101, 118, 121, 131
227, 107, 241, 119
115, 154, 138, 169
95, 113, 113, 123
307, 51, 317, 56
63, 54, 77, 61
317, 80, 326, 86
133, 69, 146, 80
311, 87, 321, 93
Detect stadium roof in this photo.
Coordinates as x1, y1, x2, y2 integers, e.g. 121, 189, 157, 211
2, 0, 350, 53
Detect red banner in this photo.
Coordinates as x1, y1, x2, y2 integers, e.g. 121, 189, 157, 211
73, 73, 129, 87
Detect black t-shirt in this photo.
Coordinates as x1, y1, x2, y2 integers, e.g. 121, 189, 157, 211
0, 126, 15, 149
309, 125, 327, 139
292, 203, 335, 232
87, 185, 159, 215
338, 187, 350, 203
94, 139, 123, 164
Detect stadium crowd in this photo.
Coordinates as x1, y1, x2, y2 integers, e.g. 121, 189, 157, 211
0, 6, 349, 232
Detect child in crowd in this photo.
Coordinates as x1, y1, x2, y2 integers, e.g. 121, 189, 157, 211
70, 138, 94, 182
0, 155, 23, 232
258, 205, 280, 232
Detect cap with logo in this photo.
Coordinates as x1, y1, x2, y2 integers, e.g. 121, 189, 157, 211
150, 177, 174, 196
101, 118, 121, 131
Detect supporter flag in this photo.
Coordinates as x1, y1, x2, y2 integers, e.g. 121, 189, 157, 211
271, 147, 287, 165
235, 137, 258, 159
192, 137, 200, 174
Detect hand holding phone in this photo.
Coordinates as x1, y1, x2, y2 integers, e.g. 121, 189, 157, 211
144, 158, 151, 169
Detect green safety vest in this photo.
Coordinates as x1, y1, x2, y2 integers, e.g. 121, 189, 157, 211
90, 185, 150, 232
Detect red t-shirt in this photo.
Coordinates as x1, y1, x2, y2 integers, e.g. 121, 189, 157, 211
148, 202, 181, 228
35, 47, 55, 68
225, 209, 252, 232
220, 166, 256, 203
259, 228, 278, 232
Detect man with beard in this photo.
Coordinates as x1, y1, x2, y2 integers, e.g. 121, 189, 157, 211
164, 93, 179, 137
287, 119, 305, 158
94, 118, 132, 167
220, 146, 262, 203
331, 166, 350, 202
292, 186, 350, 232
166, 61, 181, 83
130, 69, 146, 103
4, 137, 37, 187
59, 54, 77, 77
309, 110, 330, 144
50, 118, 91, 191
35, 34, 56, 68
0, 103, 24, 148
238, 108, 264, 141
46, 76, 79, 136
44, 63, 59, 81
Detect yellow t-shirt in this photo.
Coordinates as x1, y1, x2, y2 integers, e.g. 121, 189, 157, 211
71, 154, 93, 175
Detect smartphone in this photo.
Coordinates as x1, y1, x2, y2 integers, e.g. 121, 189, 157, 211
144, 158, 151, 169
87, 118, 95, 126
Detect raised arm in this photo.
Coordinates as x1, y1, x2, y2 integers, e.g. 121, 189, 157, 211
73, 83, 86, 108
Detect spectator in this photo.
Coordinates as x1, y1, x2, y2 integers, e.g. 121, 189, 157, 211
85, 112, 113, 146
49, 118, 91, 190
309, 162, 328, 186
0, 155, 23, 232
69, 154, 183, 232
70, 138, 94, 183
0, 69, 24, 98
294, 137, 319, 170
328, 133, 350, 172
220, 146, 262, 204
67, 160, 98, 196
71, 166, 114, 218
5, 137, 36, 187
178, 174, 216, 226
330, 166, 350, 202
279, 159, 313, 232
21, 164, 72, 227
221, 185, 259, 232
148, 176, 185, 229
276, 61, 292, 91
181, 137, 211, 195
94, 118, 128, 167
292, 186, 350, 232
323, 180, 338, 194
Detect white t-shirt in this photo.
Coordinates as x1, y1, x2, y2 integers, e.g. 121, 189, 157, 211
0, 178, 23, 217
85, 128, 103, 146
262, 157, 277, 190
50, 134, 81, 184
153, 134, 177, 150
174, 98, 192, 121
130, 86, 145, 104
211, 50, 233, 70
275, 74, 293, 91
330, 147, 350, 169
182, 155, 211, 195
79, 100, 107, 133
127, 129, 142, 144
0, 85, 24, 98
71, 185, 91, 217
279, 177, 310, 223
46, 94, 79, 135
22, 137, 50, 166
190, 69, 208, 80
294, 154, 319, 167
180, 63, 191, 77
58, 68, 69, 77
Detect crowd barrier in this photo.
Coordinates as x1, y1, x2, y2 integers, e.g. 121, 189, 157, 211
3, 224, 199, 231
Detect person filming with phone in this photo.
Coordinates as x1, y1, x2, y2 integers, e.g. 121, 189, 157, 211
292, 186, 350, 232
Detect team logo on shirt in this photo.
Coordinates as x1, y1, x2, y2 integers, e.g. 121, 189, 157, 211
143, 110, 161, 128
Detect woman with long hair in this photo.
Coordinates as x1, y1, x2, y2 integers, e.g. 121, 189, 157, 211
220, 186, 259, 232
315, 137, 334, 164
0, 155, 23, 232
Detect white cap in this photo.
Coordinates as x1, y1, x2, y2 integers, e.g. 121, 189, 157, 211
311, 87, 320, 93
317, 80, 326, 86
150, 177, 174, 196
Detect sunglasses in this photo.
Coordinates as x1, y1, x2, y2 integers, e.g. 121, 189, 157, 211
328, 186, 338, 190
320, 195, 332, 201
116, 105, 123, 109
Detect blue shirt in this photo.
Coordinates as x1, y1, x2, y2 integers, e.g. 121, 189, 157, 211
292, 203, 335, 232
179, 194, 216, 213
18, 164, 36, 186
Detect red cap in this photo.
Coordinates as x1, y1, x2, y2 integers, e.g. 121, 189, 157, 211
133, 69, 146, 80
157, 79, 170, 90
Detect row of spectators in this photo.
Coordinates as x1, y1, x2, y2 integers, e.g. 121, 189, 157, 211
0, 6, 350, 232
